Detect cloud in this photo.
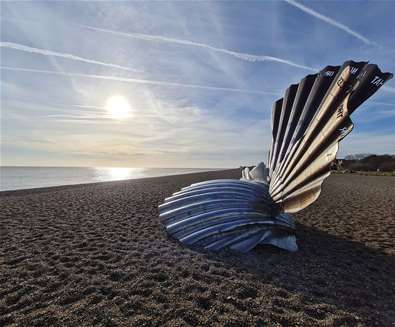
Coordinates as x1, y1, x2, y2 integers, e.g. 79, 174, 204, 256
382, 85, 395, 94
1, 66, 281, 95
80, 24, 315, 71
368, 101, 395, 106
3, 85, 272, 167
284, 0, 375, 46
3, 1, 394, 167
340, 132, 395, 156
0, 41, 141, 72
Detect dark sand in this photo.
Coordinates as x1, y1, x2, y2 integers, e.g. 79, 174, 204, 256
1, 170, 394, 326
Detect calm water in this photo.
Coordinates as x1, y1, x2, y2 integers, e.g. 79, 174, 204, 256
0, 166, 218, 191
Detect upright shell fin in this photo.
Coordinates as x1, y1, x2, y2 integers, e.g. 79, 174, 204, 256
268, 61, 393, 212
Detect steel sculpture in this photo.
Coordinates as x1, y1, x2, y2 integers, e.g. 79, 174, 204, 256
159, 61, 393, 252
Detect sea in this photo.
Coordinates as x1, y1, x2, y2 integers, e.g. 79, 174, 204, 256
0, 166, 219, 191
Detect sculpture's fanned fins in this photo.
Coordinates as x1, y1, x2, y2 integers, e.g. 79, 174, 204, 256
271, 117, 354, 201
158, 60, 392, 253
277, 74, 317, 166
348, 64, 394, 113
160, 179, 297, 252
268, 99, 283, 171
270, 65, 340, 186
270, 84, 299, 173
268, 61, 393, 212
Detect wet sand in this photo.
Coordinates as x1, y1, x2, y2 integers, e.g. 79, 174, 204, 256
0, 170, 394, 326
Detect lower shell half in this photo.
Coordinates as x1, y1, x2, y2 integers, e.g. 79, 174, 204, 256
159, 179, 297, 253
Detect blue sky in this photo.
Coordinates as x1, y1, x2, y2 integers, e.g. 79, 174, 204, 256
1, 0, 394, 168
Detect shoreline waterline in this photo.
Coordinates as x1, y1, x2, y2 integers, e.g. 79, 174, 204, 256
0, 168, 236, 194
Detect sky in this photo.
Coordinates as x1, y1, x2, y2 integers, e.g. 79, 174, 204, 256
1, 0, 394, 168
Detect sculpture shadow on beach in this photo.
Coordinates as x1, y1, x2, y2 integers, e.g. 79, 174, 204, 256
192, 224, 395, 325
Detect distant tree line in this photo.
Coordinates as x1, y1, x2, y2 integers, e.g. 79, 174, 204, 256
343, 153, 373, 160
334, 154, 395, 172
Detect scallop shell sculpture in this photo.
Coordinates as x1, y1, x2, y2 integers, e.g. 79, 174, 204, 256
159, 61, 393, 253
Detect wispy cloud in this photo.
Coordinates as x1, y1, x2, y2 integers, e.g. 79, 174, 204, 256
341, 132, 395, 155
2, 1, 394, 167
1, 66, 281, 95
382, 85, 395, 94
80, 24, 315, 71
369, 101, 395, 106
284, 0, 375, 46
0, 42, 141, 72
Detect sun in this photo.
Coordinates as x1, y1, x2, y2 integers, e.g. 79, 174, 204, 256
105, 95, 131, 120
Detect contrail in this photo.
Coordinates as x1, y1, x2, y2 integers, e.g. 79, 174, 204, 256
0, 42, 141, 72
284, 0, 375, 46
1, 66, 281, 95
80, 24, 315, 71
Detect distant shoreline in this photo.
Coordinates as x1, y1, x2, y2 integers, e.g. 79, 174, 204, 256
0, 168, 238, 196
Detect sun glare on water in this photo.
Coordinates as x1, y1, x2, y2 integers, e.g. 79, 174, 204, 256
106, 95, 131, 120
94, 167, 146, 181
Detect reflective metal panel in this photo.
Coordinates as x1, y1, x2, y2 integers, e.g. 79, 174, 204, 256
158, 60, 392, 253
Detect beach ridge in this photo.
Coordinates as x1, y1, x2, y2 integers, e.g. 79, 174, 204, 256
1, 170, 394, 326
